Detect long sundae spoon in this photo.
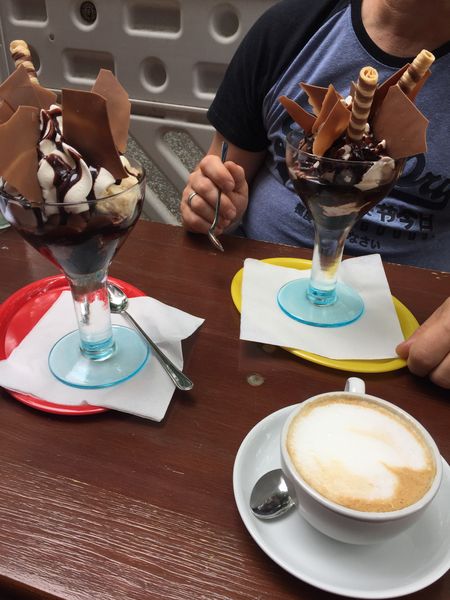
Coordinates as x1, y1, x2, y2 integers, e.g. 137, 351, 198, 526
107, 282, 194, 391
207, 141, 228, 252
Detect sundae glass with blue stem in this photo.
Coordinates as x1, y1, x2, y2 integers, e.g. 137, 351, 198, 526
278, 128, 403, 327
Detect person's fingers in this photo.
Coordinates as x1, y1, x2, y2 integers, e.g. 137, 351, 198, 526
396, 298, 450, 354
181, 210, 211, 234
187, 171, 217, 210
181, 210, 230, 235
185, 162, 245, 219
189, 163, 238, 219
180, 155, 248, 234
184, 189, 232, 228
396, 316, 434, 357
198, 155, 235, 194
181, 186, 232, 234
407, 336, 450, 377
224, 162, 248, 221
429, 352, 450, 389
395, 339, 411, 358
396, 299, 450, 377
226, 161, 247, 190
194, 185, 237, 222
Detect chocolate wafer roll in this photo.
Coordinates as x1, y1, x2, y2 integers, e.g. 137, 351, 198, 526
347, 66, 378, 142
9, 40, 38, 83
397, 49, 435, 96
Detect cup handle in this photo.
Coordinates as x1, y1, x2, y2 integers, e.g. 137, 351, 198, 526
345, 377, 365, 394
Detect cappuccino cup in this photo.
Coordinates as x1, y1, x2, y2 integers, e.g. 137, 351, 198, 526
280, 378, 442, 544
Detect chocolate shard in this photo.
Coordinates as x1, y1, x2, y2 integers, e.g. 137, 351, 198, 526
0, 105, 42, 204
372, 85, 428, 159
32, 80, 58, 109
312, 85, 343, 134
0, 99, 14, 124
0, 65, 56, 110
370, 65, 407, 118
313, 98, 351, 156
91, 69, 130, 154
279, 95, 315, 133
406, 70, 431, 102
371, 65, 430, 118
300, 82, 329, 116
62, 89, 127, 179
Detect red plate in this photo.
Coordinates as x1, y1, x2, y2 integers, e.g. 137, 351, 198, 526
0, 275, 146, 416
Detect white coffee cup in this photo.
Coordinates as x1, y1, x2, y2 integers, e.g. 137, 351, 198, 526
280, 378, 443, 545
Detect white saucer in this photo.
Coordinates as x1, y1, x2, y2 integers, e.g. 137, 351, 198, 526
233, 405, 450, 599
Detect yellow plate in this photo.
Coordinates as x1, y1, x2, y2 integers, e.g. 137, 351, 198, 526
230, 257, 420, 373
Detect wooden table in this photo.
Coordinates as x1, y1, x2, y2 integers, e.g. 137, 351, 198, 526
0, 221, 449, 600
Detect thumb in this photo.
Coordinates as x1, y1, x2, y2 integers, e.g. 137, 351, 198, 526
396, 305, 444, 358
396, 337, 412, 358
396, 324, 423, 357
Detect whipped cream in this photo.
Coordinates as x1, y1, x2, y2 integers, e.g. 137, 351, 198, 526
36, 105, 139, 218
355, 155, 396, 191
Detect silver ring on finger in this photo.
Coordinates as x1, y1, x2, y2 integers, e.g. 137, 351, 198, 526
187, 191, 198, 208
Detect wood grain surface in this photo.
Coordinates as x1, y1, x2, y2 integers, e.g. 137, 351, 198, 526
0, 221, 448, 600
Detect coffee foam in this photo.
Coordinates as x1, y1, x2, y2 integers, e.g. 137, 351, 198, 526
287, 396, 436, 512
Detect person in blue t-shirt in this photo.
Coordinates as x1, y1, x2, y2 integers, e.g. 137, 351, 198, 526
180, 0, 450, 389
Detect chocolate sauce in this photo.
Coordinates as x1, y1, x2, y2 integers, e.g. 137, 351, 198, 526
45, 154, 82, 204
14, 195, 143, 277
292, 176, 397, 232
302, 132, 386, 162
290, 151, 402, 233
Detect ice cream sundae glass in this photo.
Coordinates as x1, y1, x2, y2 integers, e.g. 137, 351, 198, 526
282, 128, 403, 326
278, 51, 433, 327
0, 42, 149, 388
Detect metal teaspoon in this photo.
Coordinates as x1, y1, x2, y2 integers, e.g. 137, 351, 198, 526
250, 468, 296, 519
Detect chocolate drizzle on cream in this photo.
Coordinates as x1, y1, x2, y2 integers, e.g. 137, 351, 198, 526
36, 104, 112, 214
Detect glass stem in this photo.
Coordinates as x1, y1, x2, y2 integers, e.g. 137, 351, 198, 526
67, 269, 115, 361
308, 225, 351, 305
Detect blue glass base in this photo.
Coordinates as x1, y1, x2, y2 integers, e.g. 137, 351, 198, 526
277, 279, 364, 327
48, 325, 150, 389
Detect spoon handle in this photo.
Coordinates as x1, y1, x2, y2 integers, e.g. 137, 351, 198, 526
123, 310, 194, 391
207, 141, 229, 254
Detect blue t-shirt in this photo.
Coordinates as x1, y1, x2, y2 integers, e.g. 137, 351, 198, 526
208, 0, 450, 271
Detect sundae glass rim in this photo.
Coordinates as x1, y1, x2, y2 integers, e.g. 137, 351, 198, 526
285, 128, 388, 168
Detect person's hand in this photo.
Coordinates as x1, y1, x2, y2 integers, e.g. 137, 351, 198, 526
181, 154, 248, 235
396, 297, 450, 389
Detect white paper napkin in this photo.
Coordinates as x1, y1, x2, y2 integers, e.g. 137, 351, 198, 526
0, 291, 204, 420
240, 255, 405, 360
